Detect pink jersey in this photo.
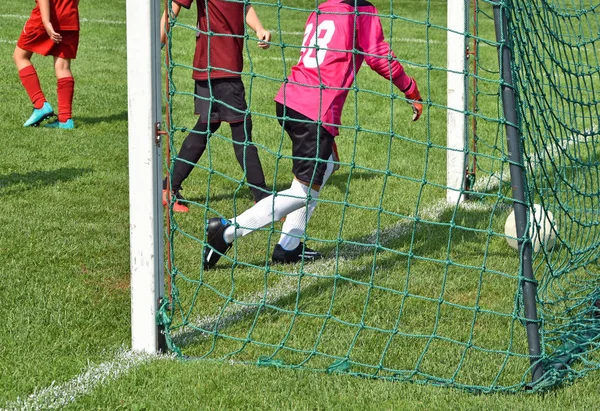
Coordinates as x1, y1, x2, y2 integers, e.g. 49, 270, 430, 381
274, 0, 412, 136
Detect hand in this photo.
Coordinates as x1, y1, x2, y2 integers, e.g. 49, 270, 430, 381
256, 29, 271, 49
404, 77, 423, 122
411, 101, 423, 122
43, 21, 62, 44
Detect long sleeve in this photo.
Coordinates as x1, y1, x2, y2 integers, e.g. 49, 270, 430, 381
357, 14, 412, 92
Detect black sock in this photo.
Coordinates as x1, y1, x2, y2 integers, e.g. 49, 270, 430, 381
230, 119, 269, 202
165, 118, 220, 191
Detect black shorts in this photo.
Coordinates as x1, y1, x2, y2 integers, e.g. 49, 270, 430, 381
194, 78, 248, 123
276, 102, 334, 186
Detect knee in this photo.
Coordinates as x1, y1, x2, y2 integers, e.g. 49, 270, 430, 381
55, 68, 73, 79
54, 58, 72, 79
12, 48, 28, 68
231, 119, 252, 142
181, 134, 207, 152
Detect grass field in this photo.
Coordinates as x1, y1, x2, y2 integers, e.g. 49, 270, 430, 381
1, 0, 599, 409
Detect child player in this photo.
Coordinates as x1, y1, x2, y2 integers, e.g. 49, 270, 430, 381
160, 1, 272, 212
14, 0, 79, 129
203, 0, 423, 268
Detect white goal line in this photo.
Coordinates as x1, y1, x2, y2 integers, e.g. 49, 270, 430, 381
1, 349, 173, 411
2, 199, 494, 409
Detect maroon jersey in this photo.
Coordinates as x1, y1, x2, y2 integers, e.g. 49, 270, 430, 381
174, 0, 245, 80
275, 0, 412, 136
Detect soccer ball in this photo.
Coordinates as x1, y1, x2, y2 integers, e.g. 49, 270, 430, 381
504, 204, 556, 252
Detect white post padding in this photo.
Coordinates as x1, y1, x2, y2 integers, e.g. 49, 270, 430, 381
447, 0, 469, 204
127, 0, 164, 353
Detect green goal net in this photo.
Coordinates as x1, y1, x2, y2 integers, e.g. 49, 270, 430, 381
159, 0, 600, 392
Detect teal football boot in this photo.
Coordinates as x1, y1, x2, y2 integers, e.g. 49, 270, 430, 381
24, 102, 54, 127
44, 119, 75, 129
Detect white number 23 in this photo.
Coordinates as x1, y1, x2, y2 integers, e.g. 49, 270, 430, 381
300, 20, 336, 68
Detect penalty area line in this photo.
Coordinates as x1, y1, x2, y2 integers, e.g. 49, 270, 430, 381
1, 348, 172, 411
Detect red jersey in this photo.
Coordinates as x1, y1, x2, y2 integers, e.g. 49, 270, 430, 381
175, 0, 245, 80
274, 0, 412, 136
27, 0, 80, 31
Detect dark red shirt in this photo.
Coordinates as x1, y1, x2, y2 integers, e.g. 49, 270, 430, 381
27, 0, 80, 31
174, 0, 245, 80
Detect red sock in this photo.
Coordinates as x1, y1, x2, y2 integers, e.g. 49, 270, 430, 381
18, 65, 46, 109
57, 76, 75, 123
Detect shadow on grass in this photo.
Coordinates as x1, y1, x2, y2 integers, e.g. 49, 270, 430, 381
0, 167, 92, 193
171, 203, 504, 349
76, 111, 128, 125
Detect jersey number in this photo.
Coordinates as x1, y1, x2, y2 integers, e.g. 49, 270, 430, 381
300, 20, 336, 68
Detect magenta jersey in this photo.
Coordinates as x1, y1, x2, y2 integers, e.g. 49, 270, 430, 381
274, 0, 412, 136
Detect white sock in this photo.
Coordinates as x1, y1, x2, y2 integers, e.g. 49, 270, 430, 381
223, 179, 319, 243
278, 156, 335, 250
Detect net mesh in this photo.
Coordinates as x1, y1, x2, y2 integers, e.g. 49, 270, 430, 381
159, 0, 600, 392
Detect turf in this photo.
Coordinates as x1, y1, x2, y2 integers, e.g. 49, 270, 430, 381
0, 0, 598, 408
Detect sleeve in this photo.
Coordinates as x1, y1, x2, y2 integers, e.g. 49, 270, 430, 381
173, 0, 193, 9
356, 11, 412, 93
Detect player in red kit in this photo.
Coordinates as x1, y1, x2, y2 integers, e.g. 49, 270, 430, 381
13, 0, 79, 129
203, 0, 423, 268
160, 0, 272, 212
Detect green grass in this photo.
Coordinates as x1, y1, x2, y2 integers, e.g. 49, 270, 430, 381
1, 0, 599, 409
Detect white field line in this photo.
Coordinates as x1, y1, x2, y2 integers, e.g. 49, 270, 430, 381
1, 14, 443, 45
2, 349, 171, 411
0, 14, 126, 25
1, 199, 493, 408
0, 37, 427, 70
471, 125, 599, 193
173, 198, 496, 346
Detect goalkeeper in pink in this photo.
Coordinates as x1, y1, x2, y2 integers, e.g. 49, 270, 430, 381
203, 0, 423, 269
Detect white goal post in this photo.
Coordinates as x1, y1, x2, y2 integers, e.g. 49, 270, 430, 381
127, 0, 165, 353
447, 0, 469, 204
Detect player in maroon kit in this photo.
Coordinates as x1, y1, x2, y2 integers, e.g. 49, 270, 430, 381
203, 0, 423, 268
13, 0, 80, 129
160, 0, 272, 213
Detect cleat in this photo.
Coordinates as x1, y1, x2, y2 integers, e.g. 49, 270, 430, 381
44, 118, 75, 129
162, 188, 189, 213
272, 242, 323, 264
203, 218, 233, 269
24, 102, 54, 127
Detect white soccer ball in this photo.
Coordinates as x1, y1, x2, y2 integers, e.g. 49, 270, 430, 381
504, 204, 556, 252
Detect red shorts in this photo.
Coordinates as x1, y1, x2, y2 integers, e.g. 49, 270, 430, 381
17, 24, 79, 59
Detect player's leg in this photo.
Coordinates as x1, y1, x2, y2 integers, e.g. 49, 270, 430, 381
13, 46, 53, 126
216, 78, 269, 202
204, 177, 320, 269
273, 154, 336, 263
230, 119, 269, 202
44, 30, 79, 129
163, 117, 220, 212
203, 103, 332, 269
45, 56, 75, 129
270, 112, 335, 263
162, 80, 220, 212
278, 140, 338, 247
